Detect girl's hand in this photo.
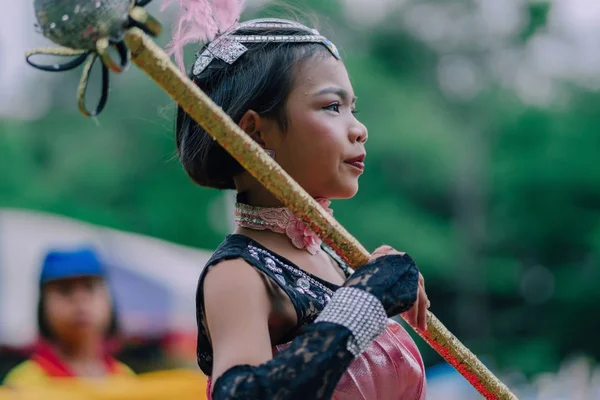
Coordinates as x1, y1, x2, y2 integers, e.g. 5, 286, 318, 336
343, 245, 421, 320
370, 246, 429, 331
401, 272, 429, 331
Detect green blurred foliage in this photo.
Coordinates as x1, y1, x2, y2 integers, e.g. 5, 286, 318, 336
1, 0, 598, 377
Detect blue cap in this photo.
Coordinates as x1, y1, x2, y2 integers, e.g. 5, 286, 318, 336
40, 248, 106, 285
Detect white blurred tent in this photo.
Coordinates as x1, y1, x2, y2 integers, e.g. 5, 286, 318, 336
0, 208, 212, 348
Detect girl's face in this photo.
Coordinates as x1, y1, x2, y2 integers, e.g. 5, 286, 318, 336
262, 54, 368, 199
43, 276, 112, 343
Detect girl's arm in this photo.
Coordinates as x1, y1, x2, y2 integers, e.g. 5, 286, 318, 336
205, 253, 420, 400
204, 260, 277, 380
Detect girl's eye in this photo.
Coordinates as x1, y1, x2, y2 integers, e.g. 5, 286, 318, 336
324, 102, 341, 113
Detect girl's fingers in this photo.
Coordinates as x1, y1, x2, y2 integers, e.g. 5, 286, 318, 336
417, 286, 428, 331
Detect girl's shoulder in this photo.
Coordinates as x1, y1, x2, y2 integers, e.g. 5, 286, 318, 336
205, 234, 253, 266
2, 359, 49, 387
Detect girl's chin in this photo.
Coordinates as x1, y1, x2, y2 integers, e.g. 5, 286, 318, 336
320, 184, 359, 200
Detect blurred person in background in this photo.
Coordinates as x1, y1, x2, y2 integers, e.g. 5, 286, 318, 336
169, 3, 429, 399
2, 248, 134, 387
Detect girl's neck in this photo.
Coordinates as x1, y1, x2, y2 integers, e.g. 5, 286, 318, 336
234, 173, 287, 207
53, 337, 110, 378
236, 189, 283, 208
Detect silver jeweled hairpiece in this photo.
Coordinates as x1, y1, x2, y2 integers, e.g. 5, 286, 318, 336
192, 18, 340, 76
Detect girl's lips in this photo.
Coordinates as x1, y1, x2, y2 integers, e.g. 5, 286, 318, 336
344, 154, 366, 172
346, 161, 364, 171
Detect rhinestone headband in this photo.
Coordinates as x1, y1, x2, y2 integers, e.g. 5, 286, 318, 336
192, 18, 340, 76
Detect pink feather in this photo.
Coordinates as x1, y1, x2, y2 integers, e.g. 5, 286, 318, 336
162, 0, 246, 73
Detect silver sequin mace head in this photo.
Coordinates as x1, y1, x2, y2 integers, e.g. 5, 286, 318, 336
34, 0, 131, 50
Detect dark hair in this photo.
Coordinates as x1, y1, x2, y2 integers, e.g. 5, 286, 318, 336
176, 25, 333, 189
37, 285, 119, 341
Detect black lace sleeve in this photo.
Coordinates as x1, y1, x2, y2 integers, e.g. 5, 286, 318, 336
212, 322, 354, 400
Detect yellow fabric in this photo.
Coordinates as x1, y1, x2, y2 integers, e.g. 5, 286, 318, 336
3, 360, 134, 389
2, 361, 49, 388
0, 369, 208, 400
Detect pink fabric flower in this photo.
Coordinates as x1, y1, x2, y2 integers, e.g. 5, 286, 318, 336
286, 220, 321, 255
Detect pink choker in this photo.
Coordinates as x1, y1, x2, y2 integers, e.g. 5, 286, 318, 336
235, 198, 332, 255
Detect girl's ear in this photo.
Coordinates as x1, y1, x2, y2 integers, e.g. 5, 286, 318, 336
239, 110, 266, 147
239, 110, 283, 152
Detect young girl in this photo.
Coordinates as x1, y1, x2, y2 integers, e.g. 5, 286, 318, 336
170, 7, 430, 399
3, 248, 133, 387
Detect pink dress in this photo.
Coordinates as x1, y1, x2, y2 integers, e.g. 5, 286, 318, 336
207, 319, 426, 400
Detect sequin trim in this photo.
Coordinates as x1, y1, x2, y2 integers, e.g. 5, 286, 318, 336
248, 244, 334, 298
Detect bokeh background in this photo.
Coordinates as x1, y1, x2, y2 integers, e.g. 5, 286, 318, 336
1, 0, 599, 398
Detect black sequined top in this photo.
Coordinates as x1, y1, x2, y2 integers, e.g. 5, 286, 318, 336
195, 233, 353, 376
